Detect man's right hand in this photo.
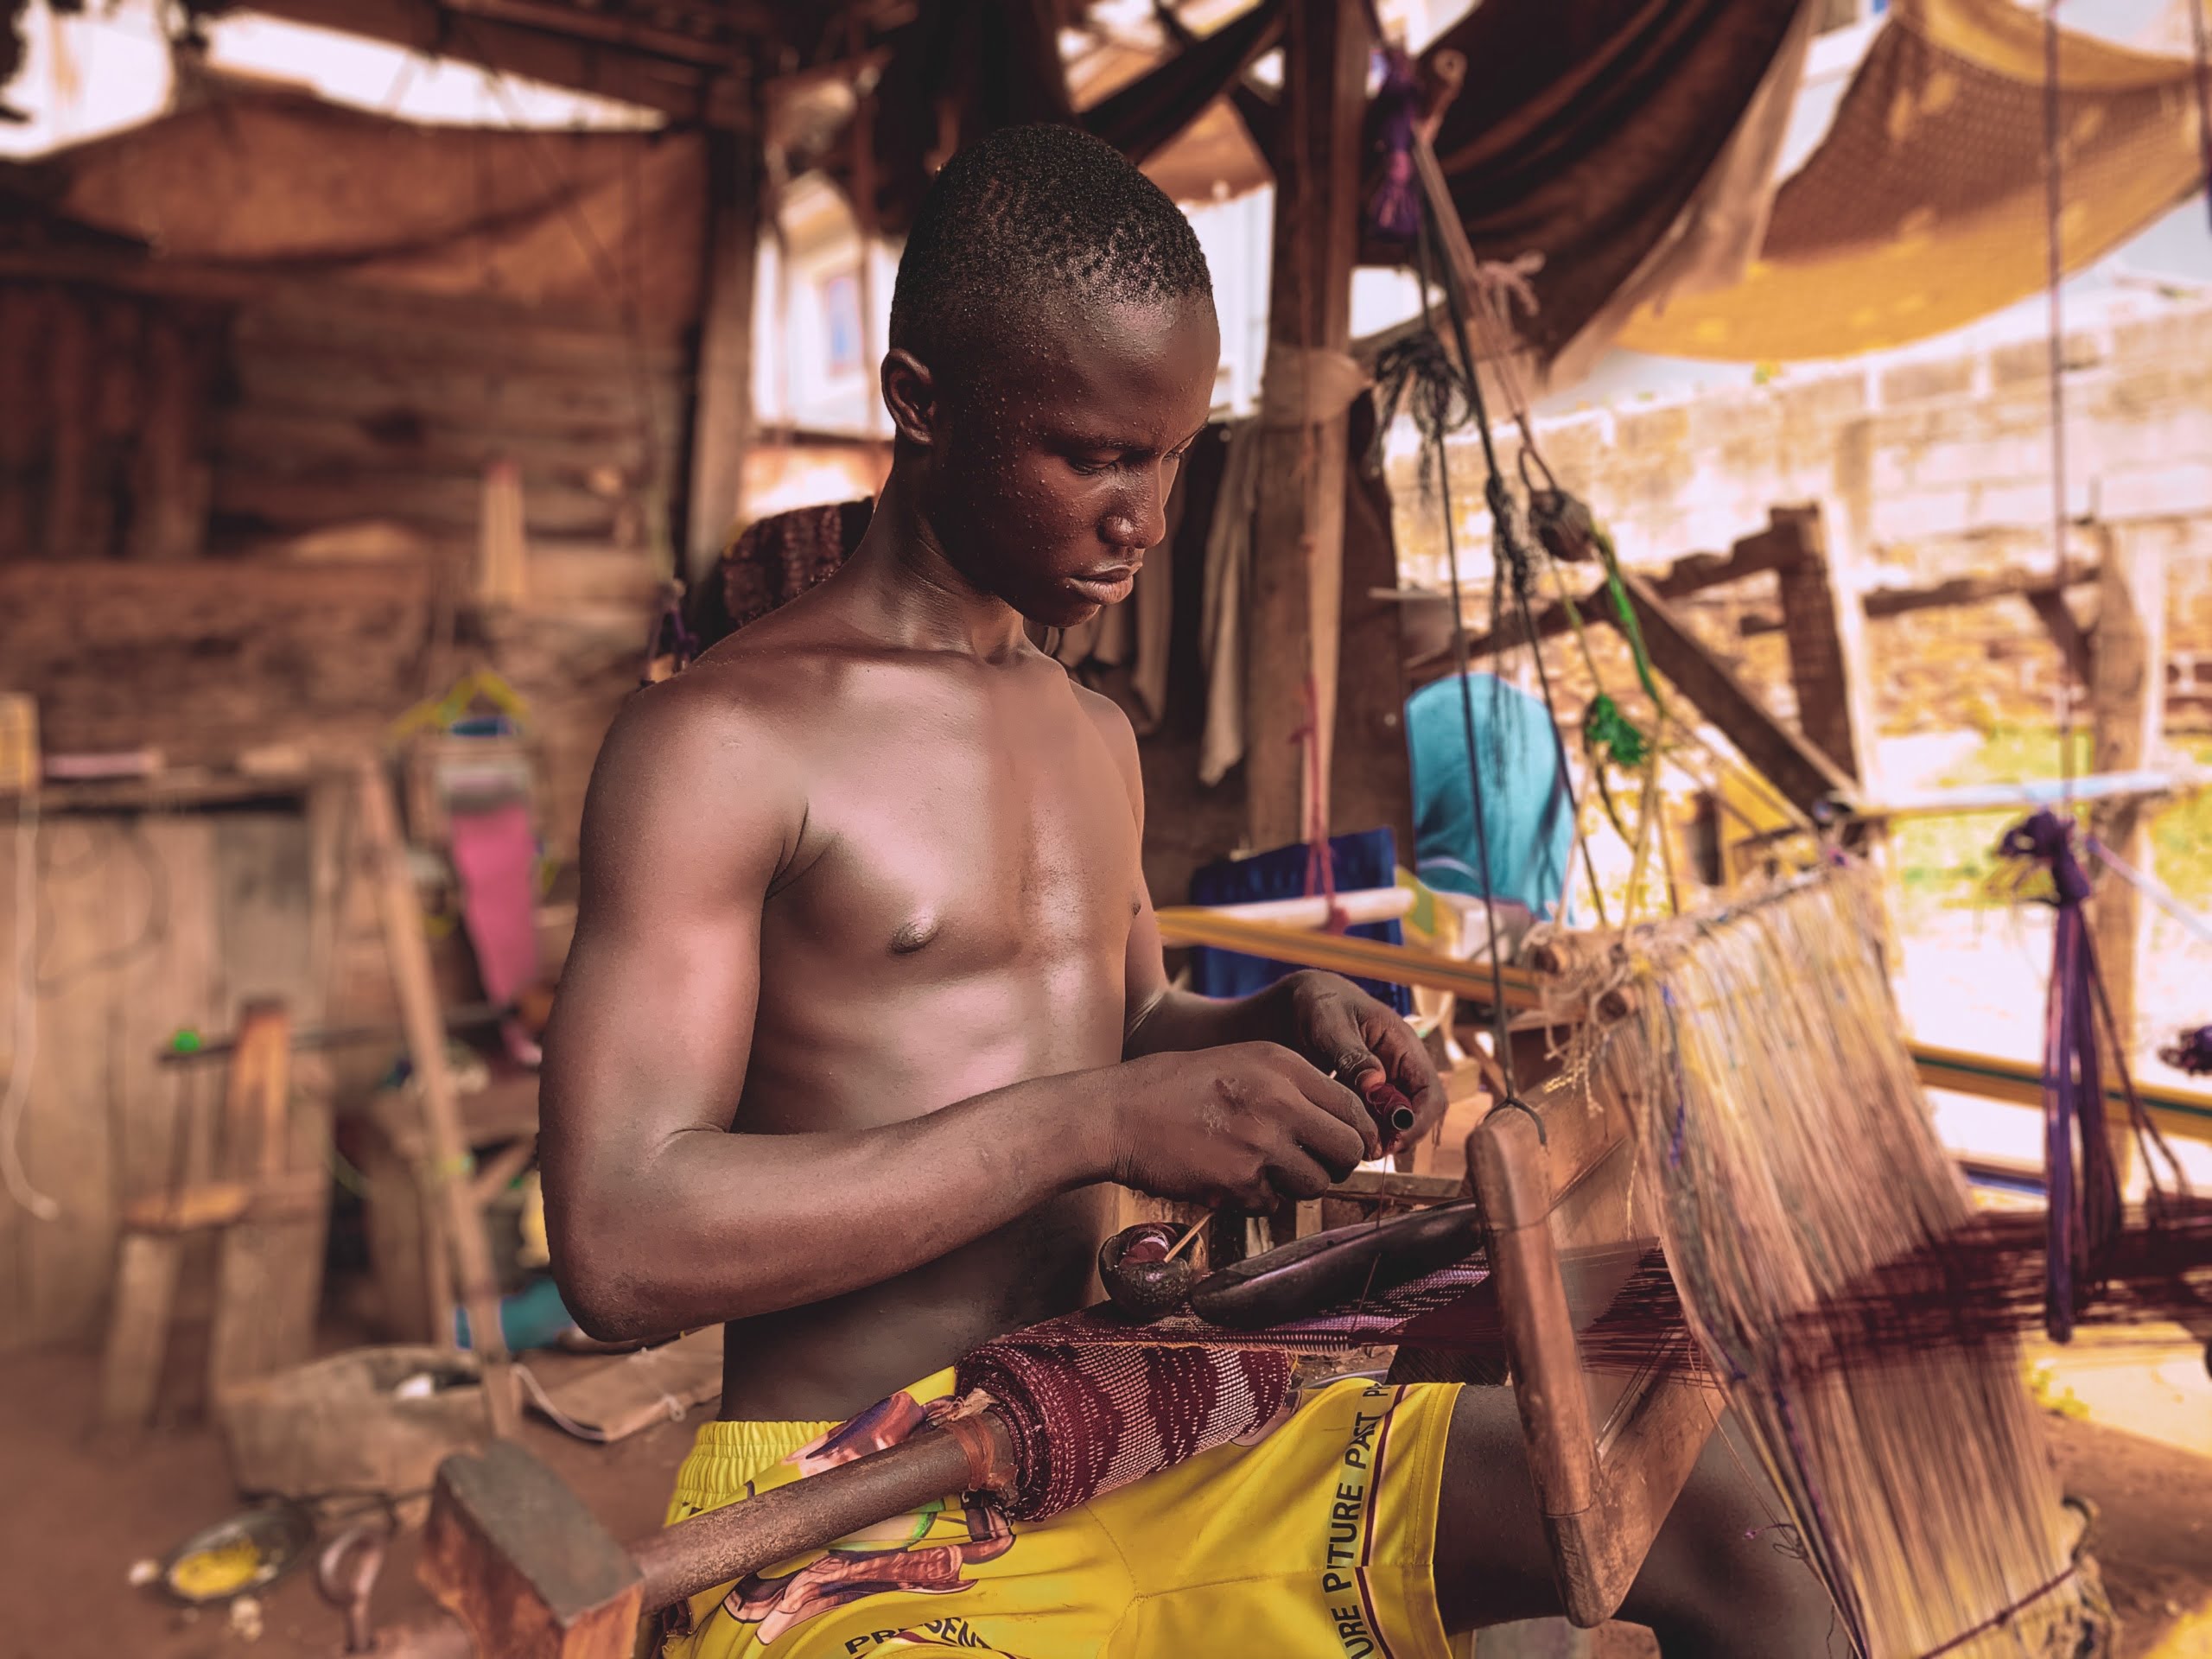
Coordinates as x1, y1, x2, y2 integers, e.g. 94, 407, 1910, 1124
1090, 1042, 1381, 1211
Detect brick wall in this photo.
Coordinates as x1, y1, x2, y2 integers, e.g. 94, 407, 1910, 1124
1391, 297, 2212, 736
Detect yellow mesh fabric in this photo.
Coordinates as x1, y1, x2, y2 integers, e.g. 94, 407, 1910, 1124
1618, 0, 2211, 361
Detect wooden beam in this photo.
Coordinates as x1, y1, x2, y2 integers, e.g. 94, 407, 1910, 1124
219, 0, 751, 126
1735, 567, 2099, 638
440, 0, 771, 65
1424, 518, 1809, 670
2088, 524, 2166, 1191
1244, 0, 1367, 851
1770, 506, 1866, 782
1610, 569, 1859, 817
2027, 586, 2096, 690
1152, 908, 2212, 1147
683, 127, 762, 579
1333, 395, 1416, 861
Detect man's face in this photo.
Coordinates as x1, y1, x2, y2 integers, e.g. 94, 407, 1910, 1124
917, 295, 1221, 629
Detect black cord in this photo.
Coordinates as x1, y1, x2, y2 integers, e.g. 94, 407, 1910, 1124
1413, 210, 1517, 1097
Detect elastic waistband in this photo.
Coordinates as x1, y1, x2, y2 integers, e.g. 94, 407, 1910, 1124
671, 1369, 959, 1510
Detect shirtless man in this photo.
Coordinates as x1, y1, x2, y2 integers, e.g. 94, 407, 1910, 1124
543, 124, 1830, 1659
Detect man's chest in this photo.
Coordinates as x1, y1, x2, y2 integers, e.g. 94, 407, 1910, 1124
769, 691, 1142, 973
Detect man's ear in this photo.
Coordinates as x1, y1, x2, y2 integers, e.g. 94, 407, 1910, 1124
880, 348, 938, 448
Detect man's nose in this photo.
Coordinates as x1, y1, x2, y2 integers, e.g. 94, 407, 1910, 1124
1103, 467, 1171, 552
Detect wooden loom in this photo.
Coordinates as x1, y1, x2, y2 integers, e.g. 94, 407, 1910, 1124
1169, 866, 2164, 1652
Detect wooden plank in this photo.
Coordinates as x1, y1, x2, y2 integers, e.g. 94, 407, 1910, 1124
356, 760, 519, 1434
213, 467, 622, 542
214, 406, 654, 482
1324, 1169, 1465, 1204
1154, 906, 1551, 1012
41, 289, 92, 557
16, 817, 123, 1351
230, 351, 684, 441
1609, 569, 1859, 817
99, 1232, 182, 1427
1736, 566, 2099, 637
1770, 507, 1866, 783
1246, 0, 1368, 850
2027, 586, 2096, 692
683, 127, 762, 578
0, 285, 47, 561
2088, 523, 2166, 1191
129, 309, 216, 562
233, 291, 690, 375
1333, 394, 1417, 863
1154, 907, 2212, 1148
1450, 518, 1812, 667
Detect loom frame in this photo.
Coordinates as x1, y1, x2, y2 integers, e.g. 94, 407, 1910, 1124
1467, 1041, 1715, 1629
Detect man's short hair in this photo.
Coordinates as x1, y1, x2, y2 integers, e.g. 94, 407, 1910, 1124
889, 123, 1214, 368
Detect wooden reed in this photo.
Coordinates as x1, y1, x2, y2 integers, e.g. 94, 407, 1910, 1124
1602, 868, 2103, 1659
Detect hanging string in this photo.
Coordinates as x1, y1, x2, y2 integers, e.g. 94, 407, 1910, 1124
2190, 0, 2212, 236
1402, 215, 1516, 1094
2044, 0, 2077, 802
1414, 213, 1612, 935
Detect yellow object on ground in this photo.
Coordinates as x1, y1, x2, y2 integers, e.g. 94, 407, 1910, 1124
661, 1370, 1460, 1657
1618, 0, 2212, 361
2146, 1598, 2212, 1658
165, 1538, 264, 1600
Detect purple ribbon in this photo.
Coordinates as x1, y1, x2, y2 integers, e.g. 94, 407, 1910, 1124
1998, 808, 2126, 1342
1363, 48, 1423, 245
2161, 1024, 2212, 1077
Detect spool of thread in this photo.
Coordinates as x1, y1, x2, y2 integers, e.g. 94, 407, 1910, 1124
0, 694, 37, 794
1368, 1084, 1417, 1139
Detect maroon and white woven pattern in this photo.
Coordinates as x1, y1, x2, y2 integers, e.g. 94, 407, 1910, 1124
954, 1340, 1293, 1521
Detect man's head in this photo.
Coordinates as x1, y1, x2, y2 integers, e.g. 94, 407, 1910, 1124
883, 124, 1220, 628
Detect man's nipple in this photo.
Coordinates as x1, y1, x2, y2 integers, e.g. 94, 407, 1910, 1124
888, 914, 942, 956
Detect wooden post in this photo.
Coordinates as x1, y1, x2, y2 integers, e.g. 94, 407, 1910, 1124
1245, 0, 1367, 852
2088, 523, 2165, 1188
355, 759, 521, 1437
684, 128, 762, 582
1335, 394, 1417, 861
1771, 505, 1870, 785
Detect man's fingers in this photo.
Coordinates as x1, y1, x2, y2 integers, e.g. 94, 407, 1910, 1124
1370, 1018, 1448, 1128
1294, 1107, 1368, 1182
1294, 1065, 1382, 1160
1267, 1145, 1337, 1202
1311, 1001, 1388, 1096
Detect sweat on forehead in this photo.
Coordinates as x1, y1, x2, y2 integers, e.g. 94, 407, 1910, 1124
888, 124, 1214, 367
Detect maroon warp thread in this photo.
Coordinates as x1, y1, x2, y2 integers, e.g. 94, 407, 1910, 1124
954, 1341, 1293, 1521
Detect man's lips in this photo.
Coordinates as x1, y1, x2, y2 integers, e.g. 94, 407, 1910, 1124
1068, 565, 1139, 601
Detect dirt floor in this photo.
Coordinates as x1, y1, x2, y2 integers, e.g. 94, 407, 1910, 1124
3, 1344, 2209, 1659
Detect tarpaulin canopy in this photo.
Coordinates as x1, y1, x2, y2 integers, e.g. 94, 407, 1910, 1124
1404, 0, 1815, 365
1616, 0, 2212, 362
5, 85, 707, 340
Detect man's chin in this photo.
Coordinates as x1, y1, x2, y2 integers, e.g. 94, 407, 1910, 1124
1023, 593, 1106, 632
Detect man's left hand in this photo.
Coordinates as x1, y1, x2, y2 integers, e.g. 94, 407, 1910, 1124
1272, 971, 1447, 1157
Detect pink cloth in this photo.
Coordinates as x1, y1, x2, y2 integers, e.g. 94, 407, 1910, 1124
448, 802, 541, 1027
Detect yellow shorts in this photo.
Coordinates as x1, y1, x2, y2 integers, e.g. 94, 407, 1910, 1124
660, 1369, 1462, 1658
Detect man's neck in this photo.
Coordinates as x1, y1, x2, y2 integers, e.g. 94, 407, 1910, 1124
838, 470, 1033, 662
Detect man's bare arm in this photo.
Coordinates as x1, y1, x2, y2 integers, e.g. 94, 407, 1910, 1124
538, 678, 1106, 1340
539, 677, 1376, 1341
